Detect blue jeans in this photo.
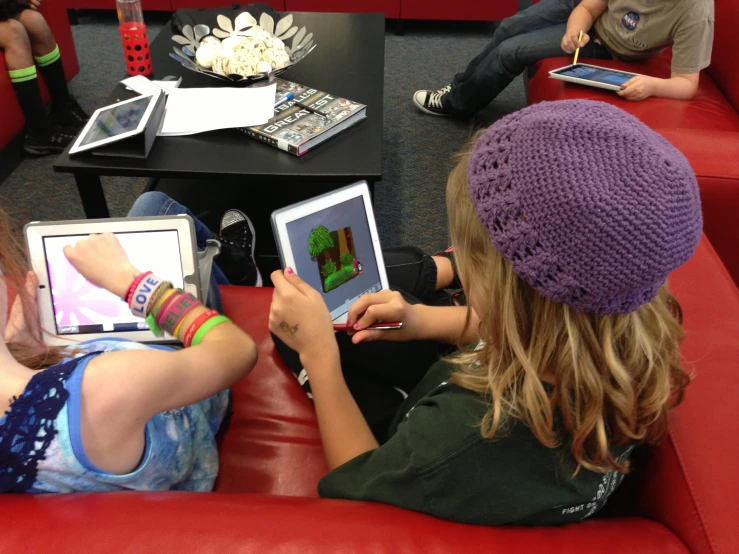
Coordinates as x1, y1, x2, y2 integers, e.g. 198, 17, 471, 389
127, 191, 229, 312
445, 0, 613, 115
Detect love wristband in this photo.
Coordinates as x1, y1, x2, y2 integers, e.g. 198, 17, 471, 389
191, 315, 230, 347
183, 309, 219, 347
130, 274, 165, 318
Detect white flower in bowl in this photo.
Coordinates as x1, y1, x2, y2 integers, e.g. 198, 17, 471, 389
172, 24, 207, 53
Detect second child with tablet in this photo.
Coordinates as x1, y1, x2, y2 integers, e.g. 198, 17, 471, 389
413, 0, 714, 116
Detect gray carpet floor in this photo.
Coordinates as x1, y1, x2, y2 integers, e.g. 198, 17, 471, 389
0, 10, 527, 253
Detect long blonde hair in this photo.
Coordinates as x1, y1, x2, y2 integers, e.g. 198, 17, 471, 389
446, 135, 690, 474
1, 204, 69, 370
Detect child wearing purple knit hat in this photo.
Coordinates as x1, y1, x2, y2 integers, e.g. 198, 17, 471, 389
269, 100, 702, 526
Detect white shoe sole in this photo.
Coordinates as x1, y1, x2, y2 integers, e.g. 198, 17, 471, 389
412, 91, 452, 117
244, 215, 263, 287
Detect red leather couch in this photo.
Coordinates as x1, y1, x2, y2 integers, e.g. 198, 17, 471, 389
0, 0, 80, 151
1, 234, 737, 553
526, 0, 739, 288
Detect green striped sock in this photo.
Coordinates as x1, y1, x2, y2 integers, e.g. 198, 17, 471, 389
9, 65, 49, 136
34, 44, 61, 67
9, 65, 38, 84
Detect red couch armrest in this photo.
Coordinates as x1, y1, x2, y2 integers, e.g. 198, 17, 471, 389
0, 493, 687, 553
624, 237, 739, 554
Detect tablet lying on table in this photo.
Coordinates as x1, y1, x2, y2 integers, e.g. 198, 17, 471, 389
549, 63, 640, 91
69, 91, 162, 155
271, 181, 390, 325
25, 216, 200, 346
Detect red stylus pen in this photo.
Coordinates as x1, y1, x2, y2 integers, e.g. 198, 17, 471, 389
333, 321, 403, 331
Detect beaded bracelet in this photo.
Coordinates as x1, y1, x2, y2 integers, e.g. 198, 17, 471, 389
191, 315, 230, 347
123, 271, 151, 303
183, 309, 220, 347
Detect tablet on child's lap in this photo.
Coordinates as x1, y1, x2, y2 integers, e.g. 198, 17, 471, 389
25, 216, 200, 346
549, 63, 640, 91
271, 181, 390, 324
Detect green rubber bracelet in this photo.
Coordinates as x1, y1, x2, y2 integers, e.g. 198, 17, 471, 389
146, 313, 162, 336
191, 315, 230, 346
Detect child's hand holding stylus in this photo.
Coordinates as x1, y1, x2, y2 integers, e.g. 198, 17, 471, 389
345, 290, 420, 344
561, 28, 589, 54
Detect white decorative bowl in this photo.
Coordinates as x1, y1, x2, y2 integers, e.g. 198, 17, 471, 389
170, 10, 316, 85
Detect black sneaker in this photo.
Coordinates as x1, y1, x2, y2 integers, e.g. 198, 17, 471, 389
23, 124, 77, 156
413, 85, 453, 116
217, 209, 263, 287
51, 95, 90, 130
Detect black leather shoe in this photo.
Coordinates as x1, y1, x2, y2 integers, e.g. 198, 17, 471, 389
23, 124, 77, 156
217, 209, 263, 286
51, 95, 90, 130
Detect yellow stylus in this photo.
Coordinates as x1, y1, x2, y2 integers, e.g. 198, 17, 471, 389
573, 30, 583, 65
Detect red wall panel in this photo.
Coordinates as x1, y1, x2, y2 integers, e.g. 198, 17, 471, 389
171, 0, 284, 10
401, 0, 518, 21
285, 0, 399, 19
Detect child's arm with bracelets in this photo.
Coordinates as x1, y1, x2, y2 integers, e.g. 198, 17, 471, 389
64, 232, 257, 474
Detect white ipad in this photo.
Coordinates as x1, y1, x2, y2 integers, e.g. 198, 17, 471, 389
25, 216, 200, 346
271, 181, 389, 325
69, 91, 162, 155
549, 63, 640, 91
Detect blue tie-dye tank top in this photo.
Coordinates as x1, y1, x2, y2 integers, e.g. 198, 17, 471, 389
0, 339, 230, 493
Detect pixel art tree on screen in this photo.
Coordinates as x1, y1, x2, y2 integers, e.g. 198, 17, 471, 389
308, 225, 362, 293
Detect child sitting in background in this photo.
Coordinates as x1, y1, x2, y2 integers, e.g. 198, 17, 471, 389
269, 100, 702, 525
414, 0, 714, 116
1, 0, 88, 154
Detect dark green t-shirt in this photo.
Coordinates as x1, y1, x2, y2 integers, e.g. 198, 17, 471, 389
318, 361, 633, 526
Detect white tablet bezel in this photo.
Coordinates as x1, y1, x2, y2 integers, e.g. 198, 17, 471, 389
271, 181, 390, 325
548, 63, 640, 92
25, 215, 200, 346
69, 91, 161, 155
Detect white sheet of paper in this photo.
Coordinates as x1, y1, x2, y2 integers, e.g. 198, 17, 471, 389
121, 75, 182, 96
158, 84, 276, 136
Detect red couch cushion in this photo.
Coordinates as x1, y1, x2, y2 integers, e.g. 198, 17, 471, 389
0, 1, 80, 150
217, 285, 328, 496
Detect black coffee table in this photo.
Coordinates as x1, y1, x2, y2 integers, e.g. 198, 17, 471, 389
53, 9, 385, 220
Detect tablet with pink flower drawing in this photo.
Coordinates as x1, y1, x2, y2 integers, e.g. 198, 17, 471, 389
25, 216, 200, 346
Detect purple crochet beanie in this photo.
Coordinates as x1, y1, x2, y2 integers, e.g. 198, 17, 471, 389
467, 100, 702, 315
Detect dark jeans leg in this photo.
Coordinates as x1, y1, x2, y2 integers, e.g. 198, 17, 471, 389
274, 246, 461, 443
127, 191, 228, 312
445, 0, 612, 114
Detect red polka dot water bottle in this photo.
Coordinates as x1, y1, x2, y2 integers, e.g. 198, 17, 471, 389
117, 0, 152, 76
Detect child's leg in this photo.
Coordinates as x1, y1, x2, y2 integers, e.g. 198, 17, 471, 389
0, 19, 49, 138
444, 0, 579, 115
446, 24, 570, 114
128, 191, 228, 312
15, 9, 88, 128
